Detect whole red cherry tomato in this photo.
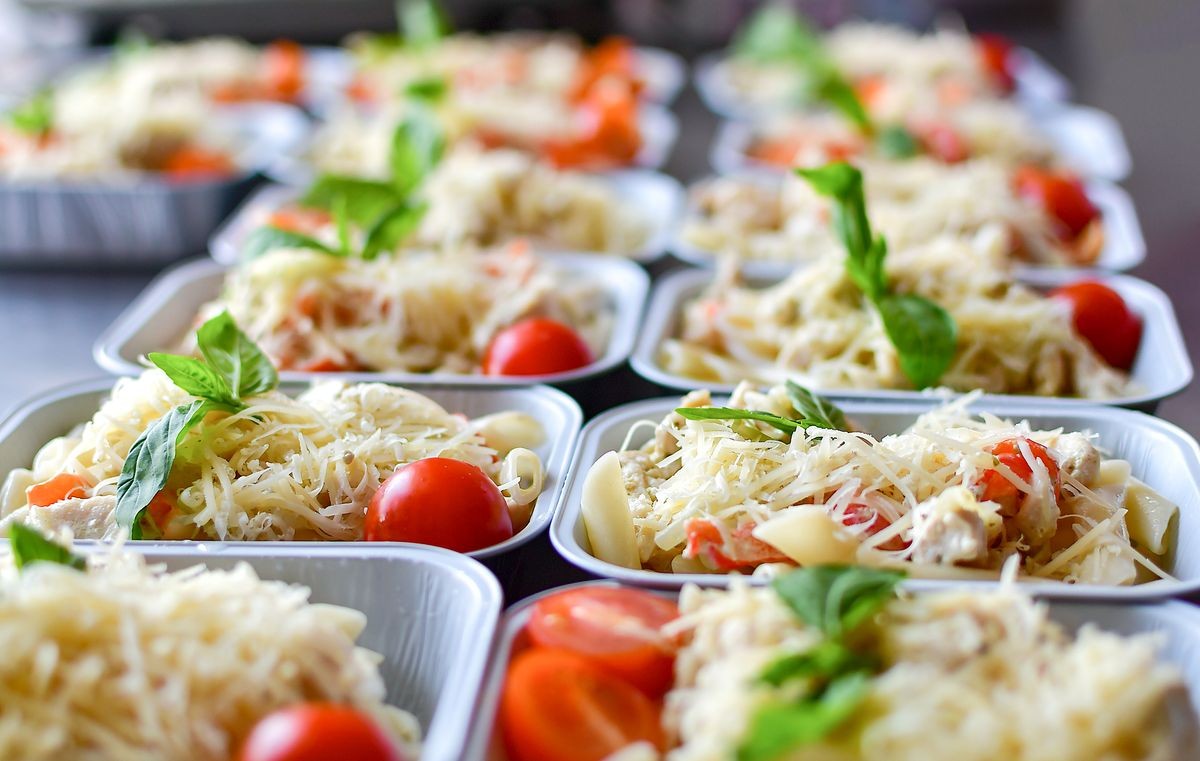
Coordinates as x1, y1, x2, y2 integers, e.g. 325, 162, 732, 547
238, 703, 403, 761
483, 318, 593, 376
1051, 281, 1142, 370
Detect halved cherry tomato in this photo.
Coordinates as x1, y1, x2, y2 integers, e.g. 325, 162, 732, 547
268, 206, 332, 235
974, 438, 1060, 516
1050, 281, 1142, 370
976, 33, 1016, 93
917, 121, 969, 163
483, 318, 593, 376
1013, 165, 1100, 239
501, 648, 664, 761
26, 473, 89, 507
364, 457, 513, 552
238, 703, 402, 761
684, 518, 793, 571
545, 81, 641, 169
571, 37, 639, 101
263, 40, 305, 101
842, 504, 909, 551
526, 587, 678, 698
161, 145, 236, 180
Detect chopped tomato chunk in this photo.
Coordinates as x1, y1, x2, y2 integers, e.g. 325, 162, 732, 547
974, 438, 1060, 516
917, 121, 969, 163
161, 145, 236, 180
842, 504, 909, 551
976, 33, 1016, 93
268, 206, 332, 235
684, 518, 793, 571
262, 39, 306, 101
26, 473, 89, 507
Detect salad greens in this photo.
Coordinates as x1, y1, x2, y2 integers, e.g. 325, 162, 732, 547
737, 566, 905, 761
8, 524, 86, 572
115, 312, 277, 538
7, 90, 54, 136
673, 381, 849, 439
797, 162, 957, 389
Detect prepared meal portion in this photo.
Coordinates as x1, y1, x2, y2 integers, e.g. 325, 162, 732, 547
497, 573, 1193, 761
663, 164, 1141, 398
683, 159, 1103, 267
284, 143, 651, 255
717, 7, 1025, 114
583, 383, 1178, 584
1, 314, 546, 547
0, 530, 418, 761
0, 82, 238, 181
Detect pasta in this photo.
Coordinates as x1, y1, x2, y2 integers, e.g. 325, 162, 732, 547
0, 548, 419, 761
0, 370, 545, 540
583, 384, 1176, 584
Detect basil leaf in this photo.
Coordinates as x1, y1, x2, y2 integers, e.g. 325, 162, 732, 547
302, 175, 403, 227
362, 201, 427, 260
114, 27, 155, 60
333, 195, 353, 257
737, 671, 871, 761
404, 75, 448, 102
115, 400, 211, 539
732, 2, 822, 64
771, 565, 905, 640
675, 407, 800, 436
8, 524, 86, 571
390, 106, 445, 197
876, 124, 920, 159
146, 353, 239, 407
8, 90, 54, 136
195, 311, 278, 400
810, 69, 871, 133
398, 0, 451, 47
785, 381, 848, 432
759, 640, 873, 688
242, 225, 336, 261
876, 293, 957, 390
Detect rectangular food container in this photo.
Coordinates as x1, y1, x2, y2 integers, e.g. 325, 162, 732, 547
128, 544, 500, 761
630, 267, 1192, 410
671, 172, 1144, 277
0, 103, 310, 267
550, 395, 1200, 599
0, 377, 581, 560
463, 579, 1200, 760
94, 252, 649, 386
693, 46, 1071, 122
208, 171, 685, 266
709, 105, 1131, 182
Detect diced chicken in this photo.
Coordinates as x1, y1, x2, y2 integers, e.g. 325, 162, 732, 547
910, 487, 991, 565
0, 495, 119, 540
655, 389, 711, 458
1054, 432, 1101, 488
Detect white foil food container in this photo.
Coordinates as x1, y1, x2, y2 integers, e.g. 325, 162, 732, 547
464, 580, 1200, 760
630, 267, 1192, 410
94, 253, 649, 387
0, 378, 581, 560
208, 172, 685, 266
550, 395, 1200, 598
0, 103, 309, 266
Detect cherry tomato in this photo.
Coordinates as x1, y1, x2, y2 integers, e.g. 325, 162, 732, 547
1050, 281, 1142, 370
238, 703, 401, 761
976, 33, 1016, 92
483, 318, 593, 376
161, 145, 236, 180
684, 518, 793, 571
842, 504, 909, 551
1013, 165, 1100, 239
263, 40, 305, 101
501, 648, 664, 761
974, 438, 1060, 516
526, 587, 679, 698
25, 473, 89, 507
364, 457, 513, 552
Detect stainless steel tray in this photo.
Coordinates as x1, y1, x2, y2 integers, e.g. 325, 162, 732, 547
551, 395, 1200, 598
0, 377, 582, 560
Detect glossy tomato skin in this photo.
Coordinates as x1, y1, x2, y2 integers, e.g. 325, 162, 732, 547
364, 457, 513, 552
238, 703, 402, 761
1051, 281, 1143, 370
1014, 166, 1100, 239
483, 318, 593, 376
501, 648, 664, 761
976, 33, 1016, 92
526, 587, 679, 698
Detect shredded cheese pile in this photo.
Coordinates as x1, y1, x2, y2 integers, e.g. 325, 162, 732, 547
683, 157, 1099, 267
663, 580, 1187, 761
661, 236, 1134, 398
597, 384, 1174, 584
0, 370, 545, 541
0, 550, 419, 761
196, 243, 610, 373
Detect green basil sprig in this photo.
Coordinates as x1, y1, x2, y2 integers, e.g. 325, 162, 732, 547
115, 312, 277, 538
674, 382, 849, 440
8, 90, 54, 136
8, 524, 86, 571
737, 566, 905, 761
397, 0, 452, 48
798, 162, 957, 389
